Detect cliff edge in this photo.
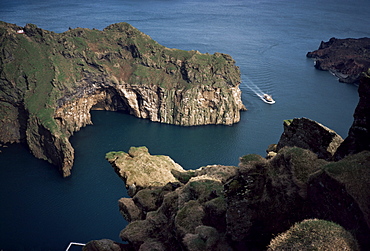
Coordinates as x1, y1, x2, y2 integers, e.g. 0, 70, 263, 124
307, 37, 370, 84
0, 21, 246, 176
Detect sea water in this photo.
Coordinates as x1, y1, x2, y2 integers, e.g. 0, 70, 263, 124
0, 0, 369, 249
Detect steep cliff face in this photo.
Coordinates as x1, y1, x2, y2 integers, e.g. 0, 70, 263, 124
0, 21, 245, 176
334, 70, 370, 160
276, 117, 343, 160
306, 37, 370, 83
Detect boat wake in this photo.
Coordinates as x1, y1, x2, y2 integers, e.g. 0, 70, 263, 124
241, 76, 275, 104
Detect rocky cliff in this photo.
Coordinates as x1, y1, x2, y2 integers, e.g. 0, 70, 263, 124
98, 142, 369, 250
334, 70, 370, 160
96, 81, 370, 250
0, 21, 246, 176
276, 117, 343, 160
83, 41, 370, 250
306, 37, 370, 83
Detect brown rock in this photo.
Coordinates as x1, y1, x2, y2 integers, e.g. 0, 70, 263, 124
106, 146, 184, 196
118, 198, 143, 222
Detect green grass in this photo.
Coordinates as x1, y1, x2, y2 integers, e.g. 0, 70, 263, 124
268, 219, 360, 250
105, 151, 125, 160
240, 154, 264, 164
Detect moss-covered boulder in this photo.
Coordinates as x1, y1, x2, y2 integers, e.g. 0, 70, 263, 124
268, 219, 360, 251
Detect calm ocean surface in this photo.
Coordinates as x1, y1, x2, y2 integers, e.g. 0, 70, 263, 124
1, 0, 369, 249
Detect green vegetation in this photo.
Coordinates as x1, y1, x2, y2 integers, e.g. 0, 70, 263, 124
283, 119, 294, 126
281, 147, 327, 183
0, 21, 240, 172
268, 219, 360, 251
240, 154, 265, 164
105, 151, 125, 160
323, 151, 370, 209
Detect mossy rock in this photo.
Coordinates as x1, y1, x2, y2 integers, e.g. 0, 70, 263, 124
240, 154, 265, 164
175, 200, 205, 236
268, 219, 360, 251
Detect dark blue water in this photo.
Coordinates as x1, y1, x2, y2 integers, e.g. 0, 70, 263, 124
1, 0, 369, 249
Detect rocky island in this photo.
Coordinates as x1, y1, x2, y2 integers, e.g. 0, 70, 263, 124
83, 71, 370, 250
0, 21, 246, 176
307, 37, 370, 84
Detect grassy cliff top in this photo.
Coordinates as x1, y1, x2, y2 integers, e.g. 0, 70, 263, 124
0, 21, 241, 133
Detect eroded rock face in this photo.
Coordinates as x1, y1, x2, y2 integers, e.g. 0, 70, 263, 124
0, 21, 245, 176
334, 71, 370, 160
306, 37, 370, 83
276, 117, 343, 160
108, 147, 369, 250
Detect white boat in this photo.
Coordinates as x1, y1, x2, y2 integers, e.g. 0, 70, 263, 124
262, 94, 275, 104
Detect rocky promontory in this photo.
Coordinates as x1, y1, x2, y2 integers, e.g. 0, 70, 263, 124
97, 142, 369, 250
307, 37, 370, 83
91, 73, 370, 250
0, 21, 246, 176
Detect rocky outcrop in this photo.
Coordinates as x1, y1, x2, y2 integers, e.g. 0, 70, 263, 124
334, 70, 370, 160
104, 147, 238, 250
0, 21, 246, 176
106, 146, 185, 196
276, 117, 343, 160
100, 143, 370, 251
83, 239, 127, 251
306, 37, 370, 83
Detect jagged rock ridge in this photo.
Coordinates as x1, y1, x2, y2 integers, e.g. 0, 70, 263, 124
0, 21, 246, 176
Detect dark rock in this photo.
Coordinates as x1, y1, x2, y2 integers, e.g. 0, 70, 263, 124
225, 147, 326, 249
276, 118, 343, 160
83, 239, 130, 251
307, 37, 370, 83
334, 71, 370, 160
307, 151, 370, 250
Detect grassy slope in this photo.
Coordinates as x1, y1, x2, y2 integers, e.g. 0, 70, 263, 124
0, 21, 239, 137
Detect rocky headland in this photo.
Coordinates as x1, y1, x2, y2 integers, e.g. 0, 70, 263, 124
0, 21, 246, 176
306, 37, 370, 84
84, 72, 370, 250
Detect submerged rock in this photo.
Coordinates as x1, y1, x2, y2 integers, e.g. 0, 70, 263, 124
0, 21, 245, 176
